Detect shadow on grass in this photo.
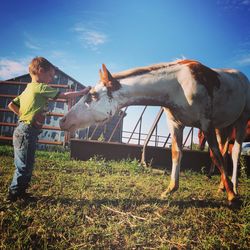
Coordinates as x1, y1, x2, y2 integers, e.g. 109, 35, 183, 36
25, 195, 228, 209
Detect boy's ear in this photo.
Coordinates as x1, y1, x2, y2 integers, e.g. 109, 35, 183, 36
38, 67, 45, 74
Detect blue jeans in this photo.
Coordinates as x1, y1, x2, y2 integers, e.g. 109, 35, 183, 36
9, 121, 40, 194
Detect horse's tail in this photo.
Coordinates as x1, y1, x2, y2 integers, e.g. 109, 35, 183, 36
245, 74, 250, 116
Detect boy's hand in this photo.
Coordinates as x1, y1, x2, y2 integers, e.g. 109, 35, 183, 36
8, 102, 20, 116
80, 86, 91, 95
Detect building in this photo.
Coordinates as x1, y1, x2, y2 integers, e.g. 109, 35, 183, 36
0, 67, 124, 148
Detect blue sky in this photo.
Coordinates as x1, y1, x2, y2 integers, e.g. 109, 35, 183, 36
1, 0, 250, 143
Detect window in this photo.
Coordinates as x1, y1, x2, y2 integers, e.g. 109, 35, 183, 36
56, 102, 64, 109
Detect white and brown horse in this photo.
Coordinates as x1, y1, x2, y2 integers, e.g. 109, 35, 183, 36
60, 59, 250, 204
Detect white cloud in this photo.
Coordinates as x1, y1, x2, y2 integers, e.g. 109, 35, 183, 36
50, 50, 66, 59
0, 58, 28, 80
84, 30, 107, 46
24, 41, 41, 50
242, 0, 250, 5
23, 31, 42, 51
73, 25, 108, 51
235, 55, 250, 65
217, 0, 250, 10
232, 32, 250, 66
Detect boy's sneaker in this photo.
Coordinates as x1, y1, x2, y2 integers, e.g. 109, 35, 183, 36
7, 190, 35, 202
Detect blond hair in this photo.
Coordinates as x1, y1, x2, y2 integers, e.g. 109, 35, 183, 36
29, 57, 55, 76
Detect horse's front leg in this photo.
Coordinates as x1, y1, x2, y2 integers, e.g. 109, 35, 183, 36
161, 121, 183, 198
231, 142, 240, 194
231, 118, 248, 194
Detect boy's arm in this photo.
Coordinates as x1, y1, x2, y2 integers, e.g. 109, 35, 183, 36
57, 86, 91, 100
8, 102, 20, 116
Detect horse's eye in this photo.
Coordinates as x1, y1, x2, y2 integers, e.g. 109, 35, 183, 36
85, 93, 92, 104
85, 92, 99, 105
91, 92, 99, 101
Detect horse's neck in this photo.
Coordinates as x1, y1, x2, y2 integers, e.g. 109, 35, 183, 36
115, 71, 179, 107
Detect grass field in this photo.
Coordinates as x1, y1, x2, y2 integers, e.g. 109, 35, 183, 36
0, 145, 249, 249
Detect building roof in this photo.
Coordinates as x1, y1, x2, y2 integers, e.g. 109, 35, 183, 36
7, 67, 86, 88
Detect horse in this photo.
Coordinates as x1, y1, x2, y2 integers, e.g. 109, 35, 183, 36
198, 120, 250, 193
60, 59, 250, 205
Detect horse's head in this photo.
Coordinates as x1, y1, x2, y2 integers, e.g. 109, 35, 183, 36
59, 64, 121, 132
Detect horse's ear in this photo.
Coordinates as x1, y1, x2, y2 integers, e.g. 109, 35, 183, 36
101, 64, 121, 91
102, 64, 113, 84
99, 69, 103, 81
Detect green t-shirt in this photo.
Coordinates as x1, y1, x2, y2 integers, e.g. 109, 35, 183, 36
12, 82, 60, 128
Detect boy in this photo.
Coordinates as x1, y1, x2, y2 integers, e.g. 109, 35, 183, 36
7, 57, 91, 202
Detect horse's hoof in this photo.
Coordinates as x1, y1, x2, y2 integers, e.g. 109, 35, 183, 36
160, 189, 176, 199
217, 188, 225, 193
160, 182, 179, 199
228, 197, 242, 209
160, 190, 170, 200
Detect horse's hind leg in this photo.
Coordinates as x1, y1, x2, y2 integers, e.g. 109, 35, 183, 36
208, 149, 227, 192
205, 127, 236, 203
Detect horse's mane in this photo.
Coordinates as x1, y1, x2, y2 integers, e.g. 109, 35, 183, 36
113, 60, 187, 80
